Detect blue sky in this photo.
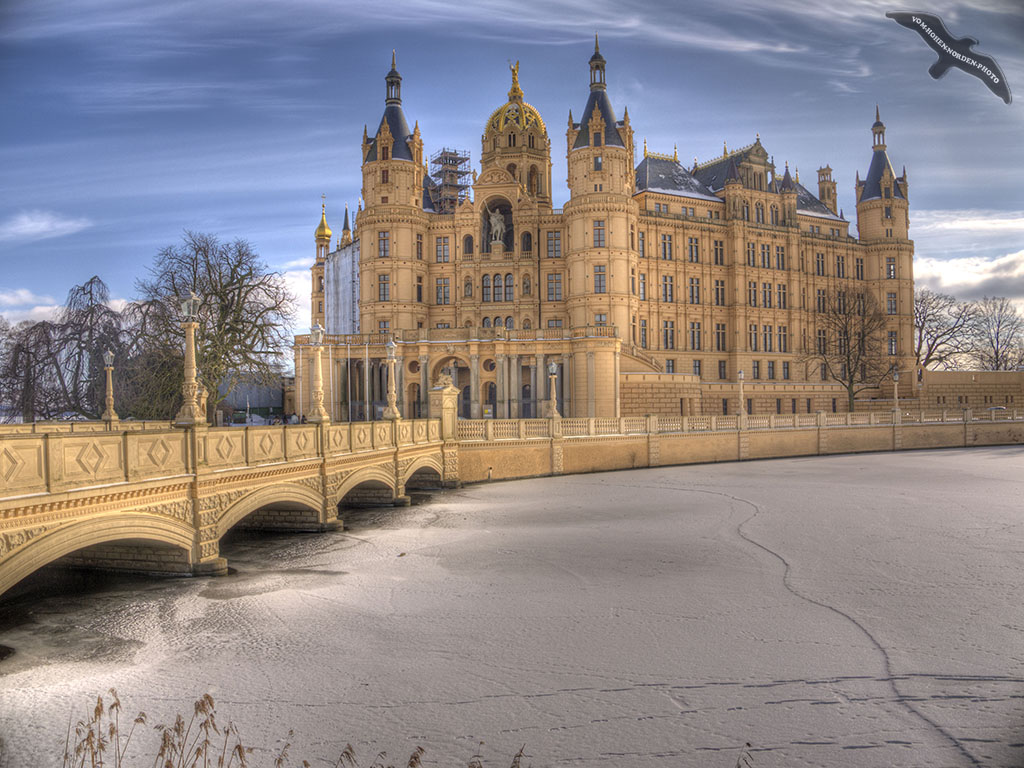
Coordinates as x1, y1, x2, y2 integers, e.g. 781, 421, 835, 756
1, 0, 1022, 329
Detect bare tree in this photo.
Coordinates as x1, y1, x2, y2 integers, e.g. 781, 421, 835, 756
134, 232, 295, 419
0, 277, 123, 422
969, 296, 1024, 371
800, 288, 893, 411
914, 288, 976, 370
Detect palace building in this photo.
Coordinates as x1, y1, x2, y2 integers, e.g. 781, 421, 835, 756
295, 41, 916, 421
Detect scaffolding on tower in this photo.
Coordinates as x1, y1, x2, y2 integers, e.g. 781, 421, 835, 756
429, 147, 471, 214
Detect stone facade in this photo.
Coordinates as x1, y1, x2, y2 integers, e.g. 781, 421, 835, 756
302, 42, 916, 420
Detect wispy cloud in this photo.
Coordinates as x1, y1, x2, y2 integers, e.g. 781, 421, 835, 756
0, 210, 93, 241
0, 304, 61, 324
913, 210, 1024, 233
0, 288, 56, 307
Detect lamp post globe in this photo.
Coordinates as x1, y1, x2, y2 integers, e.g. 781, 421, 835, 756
101, 348, 118, 425
307, 324, 330, 424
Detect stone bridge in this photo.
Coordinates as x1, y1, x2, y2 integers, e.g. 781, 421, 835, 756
0, 397, 460, 597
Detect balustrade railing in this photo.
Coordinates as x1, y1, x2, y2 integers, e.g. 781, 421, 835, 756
451, 408, 1023, 442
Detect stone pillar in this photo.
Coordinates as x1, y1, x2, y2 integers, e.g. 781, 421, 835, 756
529, 361, 537, 419
429, 379, 461, 441
496, 354, 507, 419
586, 351, 596, 418
562, 352, 572, 416
534, 353, 545, 418
613, 348, 620, 417
396, 354, 405, 417
470, 354, 481, 419
510, 354, 520, 418
419, 354, 429, 418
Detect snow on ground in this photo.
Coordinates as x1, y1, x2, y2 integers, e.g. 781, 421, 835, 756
1, 447, 1023, 767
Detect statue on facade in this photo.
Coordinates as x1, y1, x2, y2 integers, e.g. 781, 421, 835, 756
487, 205, 505, 245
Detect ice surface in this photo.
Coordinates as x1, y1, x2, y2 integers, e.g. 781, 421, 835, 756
1, 447, 1023, 767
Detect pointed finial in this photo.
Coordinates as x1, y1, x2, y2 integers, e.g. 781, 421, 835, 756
392, 49, 397, 69
643, 138, 648, 157
508, 60, 523, 101
756, 132, 760, 142
673, 144, 678, 161
795, 167, 800, 183
875, 104, 880, 122
840, 207, 844, 219
693, 156, 698, 171
784, 161, 789, 171
723, 141, 728, 156
595, 33, 600, 53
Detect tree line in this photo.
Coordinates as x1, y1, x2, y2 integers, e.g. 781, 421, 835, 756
914, 290, 1024, 372
0, 232, 294, 422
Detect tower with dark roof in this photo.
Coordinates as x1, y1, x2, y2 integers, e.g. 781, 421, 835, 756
855, 107, 914, 381
564, 37, 637, 349
358, 53, 429, 337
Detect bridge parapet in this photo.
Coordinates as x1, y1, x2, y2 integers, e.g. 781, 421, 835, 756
0, 415, 452, 598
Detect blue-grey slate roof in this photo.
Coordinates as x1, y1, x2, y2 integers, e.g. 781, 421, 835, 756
693, 149, 757, 192
634, 156, 720, 202
365, 104, 414, 162
422, 174, 437, 212
572, 90, 625, 149
795, 182, 844, 220
860, 148, 905, 201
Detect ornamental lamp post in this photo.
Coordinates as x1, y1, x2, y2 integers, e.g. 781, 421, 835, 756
383, 338, 401, 420
307, 323, 330, 424
547, 361, 559, 418
101, 348, 118, 426
173, 292, 203, 427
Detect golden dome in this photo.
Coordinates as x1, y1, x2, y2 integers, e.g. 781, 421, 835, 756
315, 202, 332, 240
485, 61, 547, 136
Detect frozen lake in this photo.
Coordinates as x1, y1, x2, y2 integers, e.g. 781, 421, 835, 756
1, 447, 1023, 767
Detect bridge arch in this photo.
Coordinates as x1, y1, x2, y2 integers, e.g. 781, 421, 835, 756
217, 482, 326, 535
401, 455, 444, 488
0, 514, 195, 597
333, 466, 397, 507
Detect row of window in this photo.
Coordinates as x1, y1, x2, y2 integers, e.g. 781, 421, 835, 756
376, 231, 900, 283
377, 233, 538, 261
378, 272, 901, 314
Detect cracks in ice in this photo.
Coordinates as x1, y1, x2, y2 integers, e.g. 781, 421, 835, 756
686, 483, 984, 768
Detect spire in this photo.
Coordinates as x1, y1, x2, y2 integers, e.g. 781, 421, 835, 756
725, 156, 741, 184
589, 33, 606, 91
872, 105, 886, 149
508, 60, 523, 102
780, 163, 796, 192
723, 140, 728, 156
342, 203, 350, 233
673, 144, 678, 162
385, 50, 402, 105
315, 195, 332, 241
795, 167, 800, 184
643, 137, 648, 157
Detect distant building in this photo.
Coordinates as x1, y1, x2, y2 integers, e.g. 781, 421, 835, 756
296, 42, 915, 420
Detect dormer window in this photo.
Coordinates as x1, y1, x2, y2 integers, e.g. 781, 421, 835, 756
884, 187, 891, 198
381, 146, 389, 161
593, 133, 602, 147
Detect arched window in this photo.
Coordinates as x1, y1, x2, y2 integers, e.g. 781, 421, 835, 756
528, 134, 535, 149
521, 232, 532, 253
755, 203, 764, 223
318, 276, 324, 291
505, 273, 514, 302
464, 279, 473, 298
742, 201, 750, 221
770, 205, 779, 225
505, 316, 514, 329
522, 276, 531, 296
523, 318, 532, 330
508, 133, 516, 147
493, 274, 503, 301
463, 234, 473, 255
528, 166, 538, 195
482, 274, 491, 302
506, 163, 516, 180
482, 316, 492, 328
494, 316, 502, 327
